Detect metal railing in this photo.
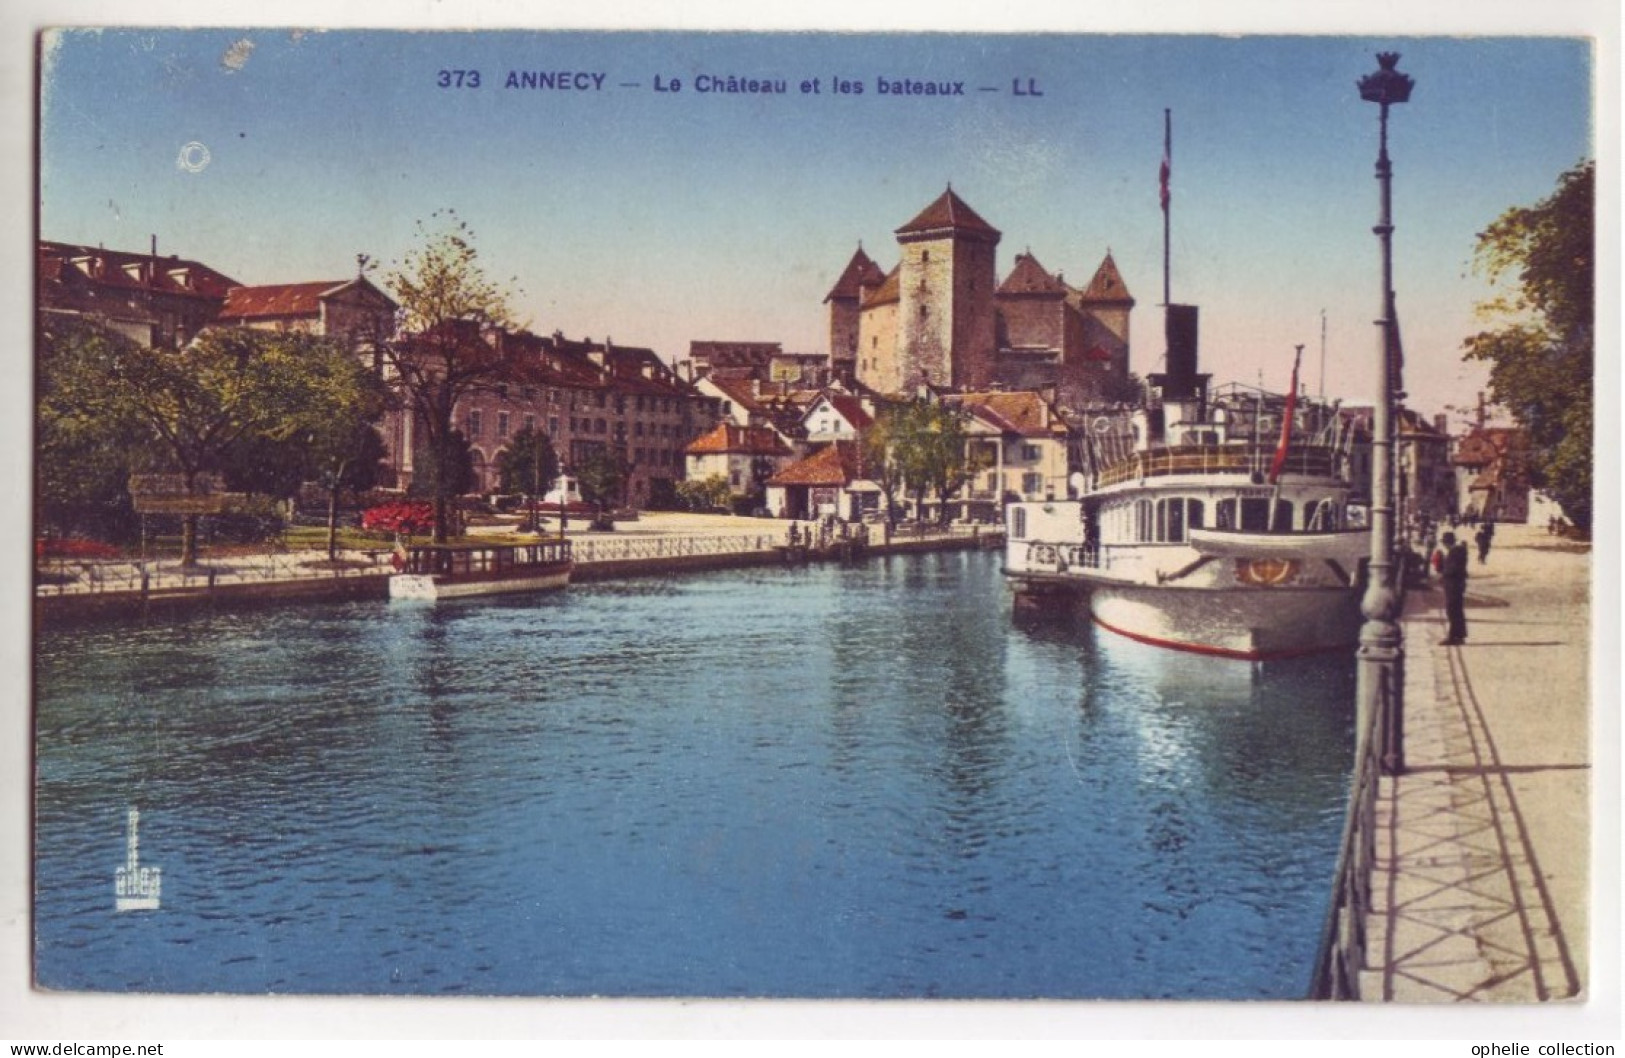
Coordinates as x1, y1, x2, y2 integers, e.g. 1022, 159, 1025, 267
572, 534, 779, 564
1309, 657, 1397, 1000
1093, 444, 1340, 490
33, 549, 391, 596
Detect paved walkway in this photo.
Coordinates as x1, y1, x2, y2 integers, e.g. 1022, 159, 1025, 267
1369, 522, 1593, 1002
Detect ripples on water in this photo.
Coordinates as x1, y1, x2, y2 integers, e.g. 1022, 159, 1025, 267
35, 552, 1354, 998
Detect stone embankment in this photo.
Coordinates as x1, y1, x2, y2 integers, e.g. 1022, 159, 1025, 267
34, 513, 1003, 623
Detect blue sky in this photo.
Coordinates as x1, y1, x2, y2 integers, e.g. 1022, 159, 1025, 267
40, 29, 1592, 418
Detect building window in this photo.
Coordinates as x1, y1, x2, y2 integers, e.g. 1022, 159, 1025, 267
497, 412, 510, 440
1010, 506, 1026, 539
468, 409, 483, 440
1022, 444, 1040, 461
523, 414, 536, 433
548, 417, 559, 436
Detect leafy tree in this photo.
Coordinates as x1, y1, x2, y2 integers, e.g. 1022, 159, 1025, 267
411, 429, 475, 511
859, 405, 908, 529
35, 317, 147, 543
574, 447, 625, 526
675, 474, 732, 512
883, 399, 969, 524
383, 210, 521, 542
1463, 160, 1594, 530
38, 321, 365, 566
497, 425, 560, 531
497, 425, 560, 500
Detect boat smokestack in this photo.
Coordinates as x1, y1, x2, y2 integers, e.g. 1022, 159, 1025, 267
1155, 303, 1201, 400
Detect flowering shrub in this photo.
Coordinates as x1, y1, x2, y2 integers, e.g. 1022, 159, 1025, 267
35, 537, 122, 560
360, 500, 436, 536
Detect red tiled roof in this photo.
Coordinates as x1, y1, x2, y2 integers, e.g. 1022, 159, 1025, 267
39, 240, 240, 299
685, 423, 793, 457
895, 187, 1000, 239
998, 252, 1067, 297
1076, 252, 1134, 305
861, 266, 900, 308
950, 391, 1065, 439
767, 442, 862, 487
811, 392, 873, 431
220, 276, 398, 320
221, 280, 346, 319
824, 247, 889, 302
705, 375, 769, 413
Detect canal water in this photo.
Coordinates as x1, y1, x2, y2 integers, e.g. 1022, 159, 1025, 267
35, 551, 1355, 998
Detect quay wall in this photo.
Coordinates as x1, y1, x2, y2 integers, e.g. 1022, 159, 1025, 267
34, 532, 1002, 624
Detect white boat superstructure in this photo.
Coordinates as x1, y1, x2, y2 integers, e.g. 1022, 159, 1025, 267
1006, 364, 1370, 660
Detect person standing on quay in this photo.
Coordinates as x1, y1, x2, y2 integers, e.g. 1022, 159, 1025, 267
1475, 521, 1493, 564
1438, 530, 1470, 645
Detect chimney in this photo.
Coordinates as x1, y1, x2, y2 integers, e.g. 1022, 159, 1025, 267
1434, 413, 1448, 435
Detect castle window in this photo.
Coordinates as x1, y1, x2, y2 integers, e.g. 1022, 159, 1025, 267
922, 250, 930, 263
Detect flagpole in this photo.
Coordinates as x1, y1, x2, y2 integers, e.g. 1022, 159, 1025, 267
1162, 108, 1172, 309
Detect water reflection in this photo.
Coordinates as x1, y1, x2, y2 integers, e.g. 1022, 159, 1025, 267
35, 552, 1351, 998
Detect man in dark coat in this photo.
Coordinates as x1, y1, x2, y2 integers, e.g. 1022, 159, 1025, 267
1438, 530, 1470, 645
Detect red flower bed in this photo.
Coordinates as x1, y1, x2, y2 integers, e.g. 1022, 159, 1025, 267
361, 501, 436, 535
36, 537, 122, 560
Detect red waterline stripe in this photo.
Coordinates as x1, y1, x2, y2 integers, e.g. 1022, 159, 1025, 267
1090, 614, 1342, 662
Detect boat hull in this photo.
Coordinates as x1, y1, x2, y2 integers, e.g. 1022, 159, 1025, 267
389, 563, 572, 601
1086, 579, 1361, 660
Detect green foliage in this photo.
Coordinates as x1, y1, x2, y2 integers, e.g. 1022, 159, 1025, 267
35, 319, 376, 559
871, 399, 970, 524
675, 474, 732, 512
574, 448, 626, 513
1463, 160, 1593, 529
410, 430, 476, 502
497, 425, 560, 497
35, 318, 147, 541
383, 210, 521, 542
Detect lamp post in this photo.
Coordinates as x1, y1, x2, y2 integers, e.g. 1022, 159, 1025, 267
1357, 51, 1412, 776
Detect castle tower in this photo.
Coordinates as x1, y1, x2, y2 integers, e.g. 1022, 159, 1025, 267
893, 187, 1001, 391
824, 245, 886, 384
1073, 251, 1136, 386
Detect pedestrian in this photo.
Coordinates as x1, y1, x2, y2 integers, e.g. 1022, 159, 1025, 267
1475, 523, 1492, 564
1438, 530, 1470, 645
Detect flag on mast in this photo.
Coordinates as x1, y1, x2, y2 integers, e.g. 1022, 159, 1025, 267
1267, 346, 1304, 484
1159, 146, 1170, 212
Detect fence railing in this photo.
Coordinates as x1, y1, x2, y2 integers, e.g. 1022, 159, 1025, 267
572, 534, 780, 564
34, 550, 391, 596
1309, 656, 1398, 1000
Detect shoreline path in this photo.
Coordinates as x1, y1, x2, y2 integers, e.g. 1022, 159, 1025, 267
1373, 521, 1597, 1002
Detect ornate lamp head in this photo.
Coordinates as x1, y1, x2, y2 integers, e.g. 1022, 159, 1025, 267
1359, 52, 1414, 107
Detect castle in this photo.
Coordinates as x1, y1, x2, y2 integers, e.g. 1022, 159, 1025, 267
824, 187, 1134, 409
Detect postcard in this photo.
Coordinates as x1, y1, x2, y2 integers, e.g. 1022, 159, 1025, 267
15, 9, 1617, 1044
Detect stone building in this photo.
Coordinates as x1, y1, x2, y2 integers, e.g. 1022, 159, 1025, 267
38, 239, 239, 348
836, 189, 1134, 410
445, 332, 719, 508
218, 276, 398, 351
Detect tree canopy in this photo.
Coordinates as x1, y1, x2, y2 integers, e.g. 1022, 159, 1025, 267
383, 210, 522, 541
1462, 160, 1593, 530
37, 318, 378, 563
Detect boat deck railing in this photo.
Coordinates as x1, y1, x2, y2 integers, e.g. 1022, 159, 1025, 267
402, 539, 572, 577
1091, 444, 1341, 490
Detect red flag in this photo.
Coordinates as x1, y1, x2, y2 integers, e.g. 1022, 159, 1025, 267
1267, 348, 1303, 484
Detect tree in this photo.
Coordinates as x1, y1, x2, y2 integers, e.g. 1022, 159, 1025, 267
35, 316, 148, 543
38, 320, 367, 566
882, 399, 969, 525
383, 210, 521, 542
860, 406, 908, 529
411, 430, 476, 514
675, 474, 732, 512
497, 425, 560, 531
1463, 160, 1593, 530
574, 448, 625, 527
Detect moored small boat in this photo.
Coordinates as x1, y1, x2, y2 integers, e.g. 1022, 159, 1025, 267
389, 539, 573, 601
